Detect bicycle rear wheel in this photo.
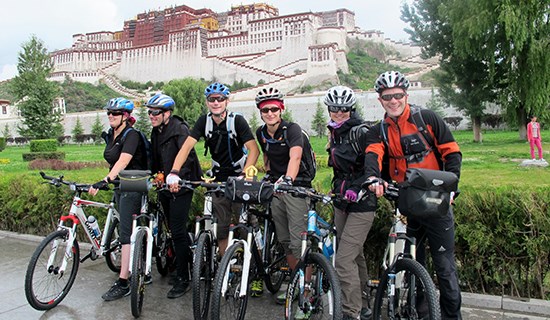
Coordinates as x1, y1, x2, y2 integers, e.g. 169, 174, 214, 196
155, 211, 176, 276
104, 217, 122, 273
373, 258, 440, 320
285, 252, 342, 320
193, 232, 215, 320
263, 223, 288, 293
131, 229, 147, 318
25, 229, 80, 310
211, 241, 248, 320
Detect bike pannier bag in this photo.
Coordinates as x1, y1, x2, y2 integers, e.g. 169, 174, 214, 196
118, 170, 152, 193
398, 168, 458, 218
225, 177, 274, 204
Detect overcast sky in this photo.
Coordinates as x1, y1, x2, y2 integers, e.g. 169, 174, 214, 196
0, 0, 412, 81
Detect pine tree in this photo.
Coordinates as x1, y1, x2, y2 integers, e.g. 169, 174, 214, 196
3, 124, 11, 139
249, 111, 260, 132
281, 108, 294, 123
425, 88, 445, 118
71, 117, 84, 144
134, 105, 152, 138
91, 113, 104, 144
311, 101, 327, 137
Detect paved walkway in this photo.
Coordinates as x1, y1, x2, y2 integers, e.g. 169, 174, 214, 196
1, 230, 549, 320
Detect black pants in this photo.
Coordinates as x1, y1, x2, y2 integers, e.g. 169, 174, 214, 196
158, 191, 193, 281
406, 209, 462, 320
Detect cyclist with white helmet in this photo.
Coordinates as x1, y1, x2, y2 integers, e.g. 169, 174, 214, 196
167, 82, 259, 256
146, 93, 202, 298
366, 71, 463, 319
254, 87, 312, 302
324, 86, 375, 320
89, 97, 149, 301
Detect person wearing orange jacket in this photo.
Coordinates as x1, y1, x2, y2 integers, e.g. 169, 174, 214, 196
364, 71, 463, 319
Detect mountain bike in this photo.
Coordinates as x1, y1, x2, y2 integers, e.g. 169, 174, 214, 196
210, 174, 288, 320
360, 178, 440, 320
275, 184, 342, 320
25, 172, 122, 310
118, 170, 176, 318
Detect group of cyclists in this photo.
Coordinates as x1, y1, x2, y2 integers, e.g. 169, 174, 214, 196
89, 70, 463, 320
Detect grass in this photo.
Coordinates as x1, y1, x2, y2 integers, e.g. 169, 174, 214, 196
0, 130, 549, 188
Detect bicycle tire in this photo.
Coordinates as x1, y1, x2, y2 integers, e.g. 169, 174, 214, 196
104, 217, 122, 273
193, 232, 215, 320
131, 229, 147, 318
373, 258, 441, 320
263, 222, 287, 293
211, 241, 249, 320
155, 210, 175, 276
285, 252, 343, 320
24, 229, 80, 310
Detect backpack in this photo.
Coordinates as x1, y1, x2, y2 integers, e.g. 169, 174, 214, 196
104, 127, 152, 171
204, 112, 248, 171
261, 124, 317, 183
346, 122, 370, 155
380, 105, 435, 163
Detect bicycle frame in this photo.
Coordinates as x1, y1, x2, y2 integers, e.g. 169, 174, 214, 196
129, 193, 155, 278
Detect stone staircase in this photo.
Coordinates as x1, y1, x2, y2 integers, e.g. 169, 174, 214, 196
98, 67, 146, 100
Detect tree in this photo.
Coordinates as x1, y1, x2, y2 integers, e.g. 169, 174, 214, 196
10, 35, 61, 139
134, 105, 152, 138
91, 113, 104, 144
424, 88, 445, 118
3, 124, 11, 139
249, 111, 260, 133
281, 108, 294, 123
71, 117, 84, 143
311, 100, 327, 137
162, 78, 208, 125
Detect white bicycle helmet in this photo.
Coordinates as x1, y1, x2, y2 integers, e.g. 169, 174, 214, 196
324, 86, 356, 108
255, 87, 284, 109
374, 71, 410, 93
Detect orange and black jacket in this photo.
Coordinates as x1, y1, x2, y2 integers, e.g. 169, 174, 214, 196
364, 104, 462, 183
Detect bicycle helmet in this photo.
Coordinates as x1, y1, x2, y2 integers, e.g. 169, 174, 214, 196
374, 71, 410, 93
324, 86, 356, 108
104, 97, 134, 113
204, 82, 230, 97
255, 87, 284, 109
145, 93, 175, 110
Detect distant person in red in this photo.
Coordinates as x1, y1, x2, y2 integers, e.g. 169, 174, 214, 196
527, 116, 544, 161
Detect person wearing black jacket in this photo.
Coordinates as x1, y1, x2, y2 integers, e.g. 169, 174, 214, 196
146, 93, 202, 299
325, 86, 375, 320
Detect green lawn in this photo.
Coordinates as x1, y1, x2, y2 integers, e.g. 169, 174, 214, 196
0, 130, 548, 188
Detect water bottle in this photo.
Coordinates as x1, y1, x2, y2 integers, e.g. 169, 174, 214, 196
254, 227, 264, 250
87, 215, 101, 238
322, 236, 334, 259
152, 217, 158, 236
307, 210, 316, 233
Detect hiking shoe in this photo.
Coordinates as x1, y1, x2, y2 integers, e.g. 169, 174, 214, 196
102, 279, 130, 301
276, 291, 287, 305
144, 274, 152, 285
295, 308, 311, 320
251, 279, 264, 297
360, 307, 372, 320
167, 277, 190, 299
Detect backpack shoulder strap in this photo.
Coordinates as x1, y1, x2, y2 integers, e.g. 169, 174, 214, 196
409, 105, 434, 147
349, 123, 369, 154
226, 112, 239, 141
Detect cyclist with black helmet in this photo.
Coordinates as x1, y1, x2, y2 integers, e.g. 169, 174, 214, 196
365, 71, 463, 319
89, 97, 148, 301
324, 86, 375, 320
146, 93, 202, 298
167, 82, 259, 257
255, 87, 312, 302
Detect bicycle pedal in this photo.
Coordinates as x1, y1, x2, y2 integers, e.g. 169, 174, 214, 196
230, 265, 243, 273
367, 279, 380, 288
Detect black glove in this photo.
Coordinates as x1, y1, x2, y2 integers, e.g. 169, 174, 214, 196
92, 180, 109, 191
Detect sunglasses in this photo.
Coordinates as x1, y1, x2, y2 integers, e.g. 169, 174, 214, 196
148, 109, 165, 116
380, 93, 407, 101
260, 107, 281, 114
206, 96, 227, 103
106, 111, 124, 116
328, 105, 352, 113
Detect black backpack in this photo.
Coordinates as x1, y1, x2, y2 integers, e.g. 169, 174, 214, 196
103, 127, 152, 171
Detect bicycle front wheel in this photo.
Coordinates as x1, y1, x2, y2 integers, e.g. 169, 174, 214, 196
373, 258, 440, 320
155, 211, 175, 276
285, 252, 342, 320
24, 229, 80, 310
263, 224, 287, 293
104, 217, 122, 273
211, 241, 248, 320
131, 229, 147, 318
193, 232, 215, 320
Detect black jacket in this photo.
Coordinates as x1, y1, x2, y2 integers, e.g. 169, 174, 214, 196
151, 115, 202, 183
327, 114, 377, 212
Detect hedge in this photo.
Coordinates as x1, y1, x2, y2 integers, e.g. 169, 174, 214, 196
1, 173, 549, 299
0, 137, 5, 151
22, 152, 66, 161
30, 139, 58, 152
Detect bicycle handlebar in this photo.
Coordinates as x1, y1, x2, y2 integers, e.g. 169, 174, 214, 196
274, 184, 333, 204
359, 177, 399, 202
40, 171, 93, 193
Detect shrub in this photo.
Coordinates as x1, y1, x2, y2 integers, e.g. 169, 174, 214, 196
0, 137, 5, 151
30, 139, 58, 152
28, 159, 107, 170
22, 152, 66, 161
